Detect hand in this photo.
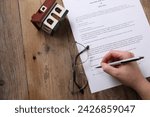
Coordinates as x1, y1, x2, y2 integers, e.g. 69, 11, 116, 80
101, 50, 145, 89
101, 50, 150, 99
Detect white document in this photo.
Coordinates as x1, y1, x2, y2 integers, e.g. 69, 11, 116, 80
63, 0, 150, 93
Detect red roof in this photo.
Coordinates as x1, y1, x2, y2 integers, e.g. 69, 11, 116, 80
31, 0, 56, 24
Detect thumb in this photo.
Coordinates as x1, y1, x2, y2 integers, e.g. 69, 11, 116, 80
101, 63, 118, 76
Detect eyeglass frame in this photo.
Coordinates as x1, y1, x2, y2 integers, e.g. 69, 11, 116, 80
70, 41, 90, 94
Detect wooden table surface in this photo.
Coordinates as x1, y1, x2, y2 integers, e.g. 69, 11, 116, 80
0, 0, 150, 100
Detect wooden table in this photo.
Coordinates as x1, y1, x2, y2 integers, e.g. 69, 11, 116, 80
0, 0, 150, 99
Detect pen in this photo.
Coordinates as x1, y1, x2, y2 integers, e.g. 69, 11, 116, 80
96, 56, 144, 68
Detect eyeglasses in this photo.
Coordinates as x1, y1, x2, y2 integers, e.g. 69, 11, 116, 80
69, 41, 90, 94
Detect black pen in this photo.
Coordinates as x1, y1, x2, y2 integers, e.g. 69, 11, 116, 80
96, 56, 144, 68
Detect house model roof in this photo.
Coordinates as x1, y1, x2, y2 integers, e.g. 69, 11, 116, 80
31, 0, 56, 28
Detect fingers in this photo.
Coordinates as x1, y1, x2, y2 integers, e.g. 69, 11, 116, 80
101, 63, 118, 77
101, 50, 134, 77
102, 50, 134, 63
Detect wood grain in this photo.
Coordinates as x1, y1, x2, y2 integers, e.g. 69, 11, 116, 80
0, 0, 150, 99
0, 0, 28, 99
18, 0, 75, 99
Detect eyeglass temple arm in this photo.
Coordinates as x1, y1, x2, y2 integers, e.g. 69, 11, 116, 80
73, 45, 89, 94
74, 45, 89, 64
73, 70, 84, 94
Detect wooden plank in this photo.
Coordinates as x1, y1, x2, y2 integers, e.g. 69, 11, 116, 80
141, 0, 150, 24
18, 0, 76, 99
0, 0, 28, 99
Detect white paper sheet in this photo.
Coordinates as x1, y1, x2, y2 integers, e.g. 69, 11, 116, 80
63, 0, 150, 93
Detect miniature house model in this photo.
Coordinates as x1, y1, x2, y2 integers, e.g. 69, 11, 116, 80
31, 0, 68, 34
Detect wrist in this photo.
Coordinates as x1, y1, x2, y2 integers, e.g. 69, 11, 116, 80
131, 76, 146, 91
132, 77, 150, 99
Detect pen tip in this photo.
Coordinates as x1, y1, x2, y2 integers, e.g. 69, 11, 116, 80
96, 66, 102, 68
